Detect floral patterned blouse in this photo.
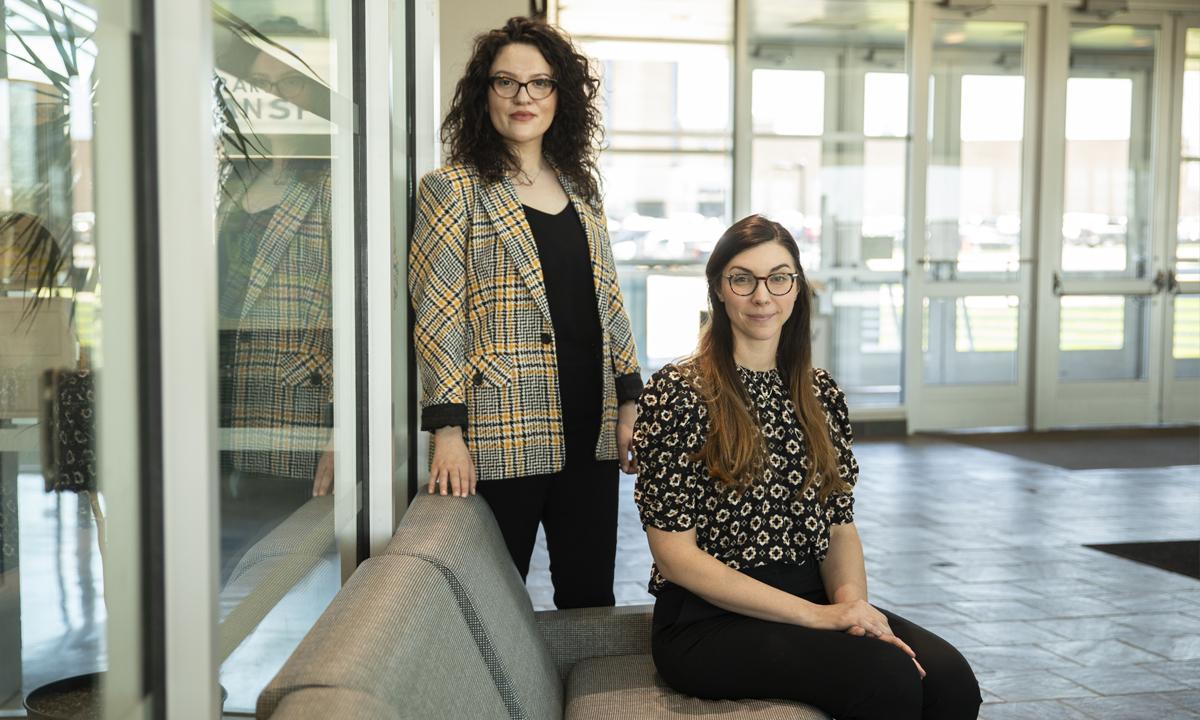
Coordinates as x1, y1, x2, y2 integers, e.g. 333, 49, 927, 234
633, 362, 858, 595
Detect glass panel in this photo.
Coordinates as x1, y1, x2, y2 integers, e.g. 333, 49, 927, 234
602, 153, 730, 263
827, 281, 904, 406
926, 21, 1027, 276
1057, 296, 1149, 381
644, 274, 708, 366
1173, 295, 1200, 379
750, 136, 822, 267
748, 1, 909, 275
922, 296, 1019, 385
212, 6, 348, 711
1, 0, 145, 713
753, 69, 824, 135
560, 0, 733, 42
584, 40, 732, 141
1061, 25, 1157, 277
1177, 29, 1199, 282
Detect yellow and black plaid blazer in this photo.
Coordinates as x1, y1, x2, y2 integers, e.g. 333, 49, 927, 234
219, 171, 333, 481
409, 163, 642, 480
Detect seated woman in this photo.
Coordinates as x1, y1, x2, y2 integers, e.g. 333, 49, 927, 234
633, 215, 982, 720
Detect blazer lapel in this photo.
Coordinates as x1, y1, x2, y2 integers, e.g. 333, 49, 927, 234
479, 176, 553, 325
239, 178, 320, 319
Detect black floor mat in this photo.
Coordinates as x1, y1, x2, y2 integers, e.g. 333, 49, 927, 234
1085, 540, 1200, 580
939, 427, 1199, 470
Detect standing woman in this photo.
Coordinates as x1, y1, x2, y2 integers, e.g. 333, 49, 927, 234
634, 215, 981, 719
409, 17, 642, 609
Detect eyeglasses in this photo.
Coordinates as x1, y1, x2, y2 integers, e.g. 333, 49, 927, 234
725, 272, 800, 296
489, 75, 557, 100
247, 73, 308, 101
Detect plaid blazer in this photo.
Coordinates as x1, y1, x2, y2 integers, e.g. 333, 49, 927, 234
219, 171, 333, 481
409, 163, 642, 480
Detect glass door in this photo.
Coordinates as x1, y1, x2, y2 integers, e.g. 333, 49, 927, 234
905, 5, 1039, 431
746, 0, 910, 410
1163, 22, 1200, 424
1034, 11, 1175, 428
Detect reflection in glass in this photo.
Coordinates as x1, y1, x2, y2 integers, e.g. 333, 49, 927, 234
1057, 296, 1149, 381
926, 21, 1027, 275
1062, 25, 1157, 277
212, 8, 343, 711
922, 296, 1019, 385
1, 1, 111, 714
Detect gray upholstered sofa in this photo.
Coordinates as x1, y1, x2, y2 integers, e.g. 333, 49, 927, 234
256, 493, 829, 720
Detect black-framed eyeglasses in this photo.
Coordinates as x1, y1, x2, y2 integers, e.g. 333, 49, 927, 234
247, 73, 308, 100
489, 75, 557, 100
725, 272, 800, 296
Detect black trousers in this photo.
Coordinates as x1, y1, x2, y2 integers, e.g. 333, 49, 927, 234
477, 457, 619, 609
652, 562, 982, 720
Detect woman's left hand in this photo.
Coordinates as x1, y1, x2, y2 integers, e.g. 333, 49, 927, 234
617, 401, 638, 474
846, 625, 926, 678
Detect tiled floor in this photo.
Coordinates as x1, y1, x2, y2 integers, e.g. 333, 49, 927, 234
528, 432, 1200, 719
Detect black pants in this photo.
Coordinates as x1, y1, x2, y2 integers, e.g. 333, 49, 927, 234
652, 562, 982, 720
477, 458, 619, 609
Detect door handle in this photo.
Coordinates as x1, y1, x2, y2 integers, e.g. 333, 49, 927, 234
1052, 271, 1162, 297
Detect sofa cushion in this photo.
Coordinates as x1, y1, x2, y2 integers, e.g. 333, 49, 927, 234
535, 605, 653, 681
257, 554, 507, 720
269, 687, 400, 720
564, 654, 830, 720
385, 494, 562, 720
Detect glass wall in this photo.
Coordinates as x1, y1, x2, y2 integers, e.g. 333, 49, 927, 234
922, 19, 1028, 387
1172, 28, 1200, 380
1057, 24, 1158, 383
210, 1, 354, 711
561, 2, 734, 372
1, 0, 144, 714
747, 0, 909, 407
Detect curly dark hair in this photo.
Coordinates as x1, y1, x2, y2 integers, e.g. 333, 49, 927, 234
441, 17, 603, 204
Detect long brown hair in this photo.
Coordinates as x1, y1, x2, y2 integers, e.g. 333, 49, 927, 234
690, 215, 847, 500
441, 17, 603, 204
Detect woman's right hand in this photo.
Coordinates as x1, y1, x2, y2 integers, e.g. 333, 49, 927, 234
816, 600, 924, 677
428, 426, 477, 497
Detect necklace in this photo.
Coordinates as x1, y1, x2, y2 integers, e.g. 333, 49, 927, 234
512, 164, 544, 187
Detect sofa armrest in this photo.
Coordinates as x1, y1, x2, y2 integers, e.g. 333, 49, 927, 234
534, 604, 653, 681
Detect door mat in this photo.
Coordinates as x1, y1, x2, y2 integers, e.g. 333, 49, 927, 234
940, 427, 1199, 470
1084, 540, 1200, 580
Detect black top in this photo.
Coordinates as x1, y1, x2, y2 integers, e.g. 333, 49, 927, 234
633, 362, 858, 595
523, 202, 605, 463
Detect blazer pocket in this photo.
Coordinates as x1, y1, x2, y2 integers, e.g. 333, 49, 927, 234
464, 352, 514, 389
281, 352, 332, 388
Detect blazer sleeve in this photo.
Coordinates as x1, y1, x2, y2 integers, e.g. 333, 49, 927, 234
409, 170, 470, 431
592, 202, 643, 404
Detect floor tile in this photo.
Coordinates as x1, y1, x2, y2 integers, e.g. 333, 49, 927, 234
1037, 638, 1167, 666
1052, 664, 1189, 695
962, 645, 1083, 673
947, 600, 1052, 622
957, 621, 1067, 646
1062, 692, 1200, 719
1139, 660, 1200, 688
977, 699, 1094, 720
1121, 634, 1200, 662
978, 670, 1098, 703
